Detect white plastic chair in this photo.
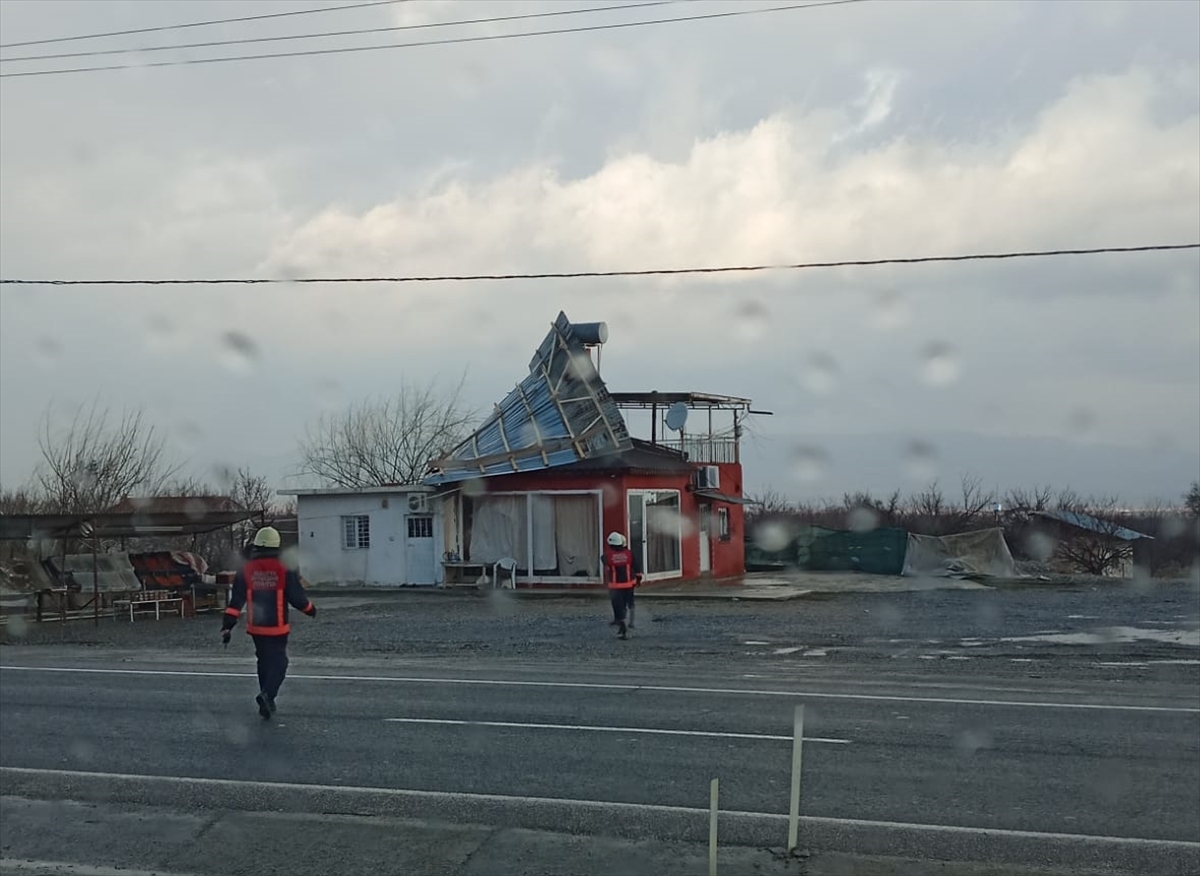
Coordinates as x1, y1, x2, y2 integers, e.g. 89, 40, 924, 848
492, 557, 518, 589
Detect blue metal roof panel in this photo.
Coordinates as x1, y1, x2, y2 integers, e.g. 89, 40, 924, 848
1033, 509, 1153, 541
424, 312, 632, 485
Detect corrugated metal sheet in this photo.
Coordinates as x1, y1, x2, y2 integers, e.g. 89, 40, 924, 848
426, 312, 632, 485
1033, 510, 1152, 541
46, 553, 144, 592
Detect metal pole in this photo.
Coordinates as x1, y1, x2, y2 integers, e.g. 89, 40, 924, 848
709, 777, 719, 876
787, 705, 805, 853
91, 529, 99, 627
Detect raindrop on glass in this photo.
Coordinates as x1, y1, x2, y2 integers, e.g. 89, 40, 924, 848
753, 520, 792, 552
175, 418, 204, 455
847, 506, 880, 532
218, 331, 259, 372
868, 288, 909, 331
462, 478, 487, 498
34, 337, 61, 369
800, 352, 839, 396
956, 728, 993, 755
919, 341, 959, 386
1024, 530, 1056, 562
1159, 514, 1186, 540
791, 445, 829, 482
146, 313, 177, 352
904, 440, 938, 481
1066, 407, 1095, 435
733, 301, 769, 342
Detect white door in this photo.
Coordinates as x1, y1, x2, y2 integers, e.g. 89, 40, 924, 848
698, 505, 712, 573
405, 515, 436, 585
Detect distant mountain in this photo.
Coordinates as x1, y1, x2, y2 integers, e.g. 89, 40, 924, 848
744, 430, 1200, 506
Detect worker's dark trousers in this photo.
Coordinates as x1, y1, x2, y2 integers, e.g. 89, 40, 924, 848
251, 633, 289, 699
609, 588, 634, 623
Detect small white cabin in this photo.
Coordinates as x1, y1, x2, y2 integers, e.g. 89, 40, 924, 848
283, 486, 444, 588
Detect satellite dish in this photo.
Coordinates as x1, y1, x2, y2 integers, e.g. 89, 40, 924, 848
665, 402, 689, 432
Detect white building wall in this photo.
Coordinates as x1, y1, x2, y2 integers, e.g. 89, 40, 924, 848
295, 491, 443, 587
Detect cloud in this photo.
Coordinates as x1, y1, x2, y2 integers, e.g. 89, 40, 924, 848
261, 65, 1199, 284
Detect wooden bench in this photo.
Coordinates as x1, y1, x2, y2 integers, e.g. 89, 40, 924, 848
113, 589, 185, 622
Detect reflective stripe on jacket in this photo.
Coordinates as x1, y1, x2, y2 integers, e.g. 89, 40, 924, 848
603, 548, 636, 590
224, 555, 312, 636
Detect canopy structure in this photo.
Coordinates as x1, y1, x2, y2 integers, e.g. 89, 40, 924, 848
0, 510, 259, 542
426, 311, 632, 485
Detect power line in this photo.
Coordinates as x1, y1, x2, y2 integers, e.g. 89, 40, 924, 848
0, 1, 403, 50
0, 0, 869, 79
1, 2, 680, 64
2, 244, 1195, 287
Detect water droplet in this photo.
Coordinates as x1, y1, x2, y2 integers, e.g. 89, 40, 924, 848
847, 506, 879, 532
733, 301, 769, 342
920, 342, 959, 386
956, 728, 993, 755
175, 418, 204, 455
462, 478, 487, 498
8, 615, 29, 637
600, 481, 621, 506
183, 498, 209, 521
800, 352, 839, 395
1066, 408, 1095, 435
868, 288, 909, 331
791, 445, 829, 482
904, 440, 938, 481
316, 378, 342, 411
281, 546, 302, 570
213, 464, 236, 491
753, 520, 793, 552
34, 337, 61, 369
218, 331, 259, 372
1024, 530, 1057, 562
1159, 514, 1186, 540
146, 313, 177, 352
68, 739, 96, 762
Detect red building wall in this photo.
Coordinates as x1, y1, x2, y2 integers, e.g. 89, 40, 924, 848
458, 463, 745, 584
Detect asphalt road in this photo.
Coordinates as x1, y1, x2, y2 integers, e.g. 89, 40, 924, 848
1, 583, 1198, 875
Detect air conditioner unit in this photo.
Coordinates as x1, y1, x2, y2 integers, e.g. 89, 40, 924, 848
696, 465, 720, 490
407, 493, 430, 513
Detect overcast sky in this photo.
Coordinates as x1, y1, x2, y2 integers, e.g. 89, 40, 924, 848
1, 0, 1197, 506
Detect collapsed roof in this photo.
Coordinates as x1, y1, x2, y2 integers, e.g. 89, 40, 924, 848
425, 311, 633, 485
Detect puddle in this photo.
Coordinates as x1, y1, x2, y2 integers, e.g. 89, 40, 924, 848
1001, 627, 1200, 647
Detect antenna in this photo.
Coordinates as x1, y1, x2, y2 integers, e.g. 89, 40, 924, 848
665, 402, 689, 432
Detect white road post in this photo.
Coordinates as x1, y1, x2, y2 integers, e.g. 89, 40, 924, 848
709, 777, 719, 876
787, 704, 805, 854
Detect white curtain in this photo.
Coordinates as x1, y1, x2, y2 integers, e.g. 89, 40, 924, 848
532, 494, 557, 571
554, 495, 599, 577
646, 493, 682, 574
469, 496, 527, 567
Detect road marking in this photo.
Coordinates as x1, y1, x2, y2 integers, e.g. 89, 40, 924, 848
0, 861, 198, 876
382, 717, 850, 744
2, 766, 1197, 852
2, 665, 1197, 714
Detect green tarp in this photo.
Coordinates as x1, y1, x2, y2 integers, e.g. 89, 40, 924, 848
746, 525, 909, 576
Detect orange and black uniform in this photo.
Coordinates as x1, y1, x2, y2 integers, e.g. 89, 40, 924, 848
221, 547, 315, 702
604, 546, 637, 636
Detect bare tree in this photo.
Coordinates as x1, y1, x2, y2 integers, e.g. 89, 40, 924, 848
0, 485, 46, 515
1051, 494, 1136, 576
1186, 481, 1200, 518
36, 401, 179, 514
298, 375, 476, 488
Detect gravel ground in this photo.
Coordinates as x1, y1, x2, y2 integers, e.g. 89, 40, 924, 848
3, 582, 1197, 675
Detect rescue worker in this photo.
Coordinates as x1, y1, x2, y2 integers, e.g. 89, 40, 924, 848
220, 526, 316, 719
602, 531, 640, 640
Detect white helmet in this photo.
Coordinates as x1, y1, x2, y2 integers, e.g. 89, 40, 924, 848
607, 531, 627, 547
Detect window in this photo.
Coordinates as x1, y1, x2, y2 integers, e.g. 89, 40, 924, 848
718, 507, 731, 541
407, 516, 433, 539
628, 490, 682, 577
342, 515, 370, 549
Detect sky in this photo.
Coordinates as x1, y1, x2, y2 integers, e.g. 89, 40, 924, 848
0, 0, 1198, 507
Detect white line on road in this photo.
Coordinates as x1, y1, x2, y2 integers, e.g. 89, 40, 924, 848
2, 665, 1197, 714
382, 717, 850, 744
2, 767, 1197, 852
0, 861, 198, 876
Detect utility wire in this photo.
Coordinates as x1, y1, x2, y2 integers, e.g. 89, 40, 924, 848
0, 0, 869, 79
0, 1, 404, 50
3, 244, 1195, 287
1, 2, 679, 63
